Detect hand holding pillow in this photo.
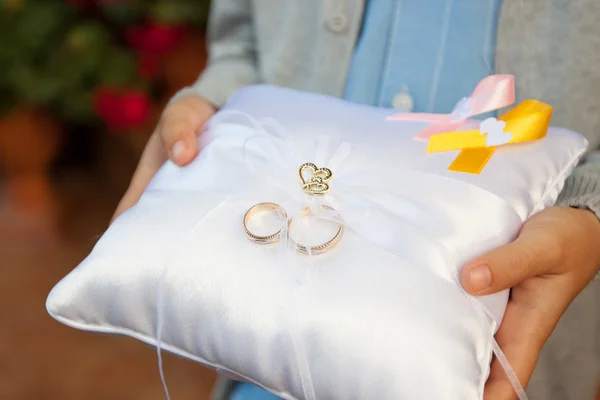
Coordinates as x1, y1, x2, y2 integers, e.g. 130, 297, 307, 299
462, 206, 600, 399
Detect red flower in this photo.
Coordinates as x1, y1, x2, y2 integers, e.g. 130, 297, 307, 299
126, 24, 187, 55
94, 87, 151, 131
94, 86, 120, 125
137, 53, 160, 80
120, 91, 151, 128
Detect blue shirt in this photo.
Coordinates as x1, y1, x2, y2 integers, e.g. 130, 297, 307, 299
229, 2, 502, 398
344, 0, 503, 113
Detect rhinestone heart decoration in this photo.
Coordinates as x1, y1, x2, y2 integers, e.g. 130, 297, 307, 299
299, 163, 332, 195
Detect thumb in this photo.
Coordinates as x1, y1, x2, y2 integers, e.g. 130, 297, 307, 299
161, 118, 199, 166
461, 229, 553, 296
160, 97, 215, 166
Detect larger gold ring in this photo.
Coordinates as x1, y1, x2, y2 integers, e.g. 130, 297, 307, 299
243, 202, 287, 244
288, 206, 343, 255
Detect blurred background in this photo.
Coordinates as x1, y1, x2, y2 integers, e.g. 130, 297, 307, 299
0, 0, 217, 398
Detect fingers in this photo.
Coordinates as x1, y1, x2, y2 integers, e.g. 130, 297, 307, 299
461, 228, 561, 296
468, 206, 597, 398
110, 131, 167, 224
160, 116, 198, 166
483, 297, 551, 400
160, 95, 215, 167
111, 96, 215, 225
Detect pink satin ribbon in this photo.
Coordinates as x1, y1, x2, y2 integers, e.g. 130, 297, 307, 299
387, 74, 516, 139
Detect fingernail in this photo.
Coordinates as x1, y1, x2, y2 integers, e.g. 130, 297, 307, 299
469, 265, 492, 291
172, 140, 186, 160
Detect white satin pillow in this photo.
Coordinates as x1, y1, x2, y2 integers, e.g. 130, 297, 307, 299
47, 85, 588, 400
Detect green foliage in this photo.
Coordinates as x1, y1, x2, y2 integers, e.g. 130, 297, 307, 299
0, 2, 75, 111
0, 0, 211, 125
100, 1, 144, 25
98, 0, 210, 26
148, 0, 210, 25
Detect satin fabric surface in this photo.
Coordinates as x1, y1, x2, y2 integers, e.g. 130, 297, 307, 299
47, 86, 587, 399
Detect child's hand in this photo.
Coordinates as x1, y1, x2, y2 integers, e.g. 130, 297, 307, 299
111, 93, 215, 223
461, 206, 600, 398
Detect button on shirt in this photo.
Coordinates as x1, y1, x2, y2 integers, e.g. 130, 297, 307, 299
327, 12, 349, 33
343, 0, 503, 113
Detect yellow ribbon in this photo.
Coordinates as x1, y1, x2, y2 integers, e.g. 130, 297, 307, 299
427, 100, 553, 174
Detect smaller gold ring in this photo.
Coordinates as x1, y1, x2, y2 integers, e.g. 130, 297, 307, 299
288, 206, 344, 255
243, 202, 287, 244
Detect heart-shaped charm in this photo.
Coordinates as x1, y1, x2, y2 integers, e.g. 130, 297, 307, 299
480, 117, 513, 147
299, 163, 333, 195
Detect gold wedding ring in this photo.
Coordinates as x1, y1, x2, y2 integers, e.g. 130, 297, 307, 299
243, 202, 287, 244
243, 203, 343, 255
288, 206, 343, 255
